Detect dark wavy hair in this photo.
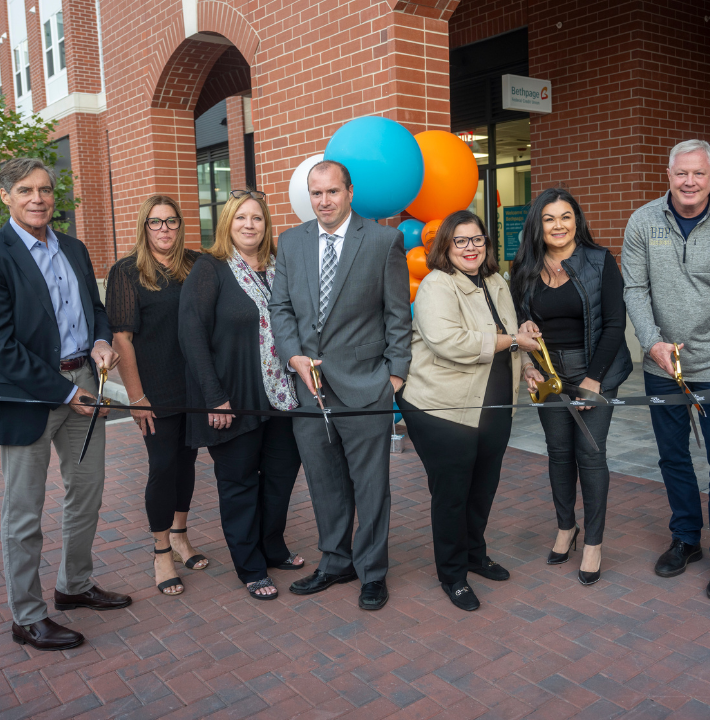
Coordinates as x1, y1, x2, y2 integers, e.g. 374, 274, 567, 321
426, 210, 499, 278
509, 188, 599, 323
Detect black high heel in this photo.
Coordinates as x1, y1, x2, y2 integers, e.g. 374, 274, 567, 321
547, 525, 580, 565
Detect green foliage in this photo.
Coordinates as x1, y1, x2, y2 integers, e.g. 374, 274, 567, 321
0, 95, 81, 233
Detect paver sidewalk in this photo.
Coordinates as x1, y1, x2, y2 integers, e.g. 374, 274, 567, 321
1, 421, 710, 720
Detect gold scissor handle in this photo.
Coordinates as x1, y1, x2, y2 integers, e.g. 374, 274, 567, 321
529, 337, 563, 403
673, 343, 683, 382
309, 358, 320, 391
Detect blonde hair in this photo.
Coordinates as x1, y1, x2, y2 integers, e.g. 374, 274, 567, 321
126, 195, 196, 291
206, 193, 275, 266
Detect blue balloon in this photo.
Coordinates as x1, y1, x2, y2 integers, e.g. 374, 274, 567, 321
324, 116, 424, 219
411, 302, 414, 318
398, 218, 425, 251
393, 401, 402, 424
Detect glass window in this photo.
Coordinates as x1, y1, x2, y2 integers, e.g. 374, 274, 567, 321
13, 41, 30, 98
197, 145, 231, 249
43, 13, 65, 80
494, 118, 530, 164
457, 126, 489, 166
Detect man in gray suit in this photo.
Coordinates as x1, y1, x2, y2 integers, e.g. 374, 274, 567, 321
269, 160, 411, 610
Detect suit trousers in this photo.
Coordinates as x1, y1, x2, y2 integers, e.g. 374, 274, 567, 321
292, 374, 392, 584
0, 363, 105, 625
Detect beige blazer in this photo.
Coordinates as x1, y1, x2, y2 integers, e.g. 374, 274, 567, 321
402, 268, 525, 428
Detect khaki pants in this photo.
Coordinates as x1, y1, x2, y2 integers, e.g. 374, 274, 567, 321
1, 363, 105, 625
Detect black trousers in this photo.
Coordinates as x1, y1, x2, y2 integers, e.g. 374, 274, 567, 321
399, 396, 512, 585
536, 348, 617, 546
207, 416, 301, 583
142, 413, 198, 533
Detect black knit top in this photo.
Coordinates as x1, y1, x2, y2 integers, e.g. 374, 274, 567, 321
105, 250, 200, 416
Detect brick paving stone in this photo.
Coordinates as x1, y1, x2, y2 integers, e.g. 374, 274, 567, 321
4, 425, 710, 718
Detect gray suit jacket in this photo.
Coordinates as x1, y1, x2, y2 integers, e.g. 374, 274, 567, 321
269, 212, 412, 408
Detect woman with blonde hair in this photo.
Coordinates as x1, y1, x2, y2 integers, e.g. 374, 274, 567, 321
106, 195, 205, 597
179, 190, 304, 600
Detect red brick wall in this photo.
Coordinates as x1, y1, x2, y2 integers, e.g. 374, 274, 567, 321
25, 0, 46, 111
51, 111, 114, 275
63, 0, 103, 95
0, 0, 13, 110
226, 95, 247, 191
528, 0, 710, 255
449, 0, 527, 49
99, 0, 460, 257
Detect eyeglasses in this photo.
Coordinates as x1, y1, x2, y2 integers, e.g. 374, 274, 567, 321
230, 189, 267, 201
453, 235, 487, 249
146, 217, 181, 230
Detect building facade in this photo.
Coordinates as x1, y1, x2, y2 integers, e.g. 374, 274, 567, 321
0, 0, 708, 282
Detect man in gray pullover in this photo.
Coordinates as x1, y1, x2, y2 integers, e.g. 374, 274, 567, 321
622, 139, 710, 596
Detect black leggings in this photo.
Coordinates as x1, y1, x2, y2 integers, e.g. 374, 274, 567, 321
142, 413, 198, 533
207, 416, 302, 583
398, 396, 512, 585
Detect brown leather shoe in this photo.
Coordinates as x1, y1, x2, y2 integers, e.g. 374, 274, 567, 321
12, 618, 84, 651
54, 584, 132, 611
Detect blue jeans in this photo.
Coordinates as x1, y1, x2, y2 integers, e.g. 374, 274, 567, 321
644, 371, 710, 545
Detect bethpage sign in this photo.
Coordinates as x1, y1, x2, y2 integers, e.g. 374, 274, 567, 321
501, 75, 552, 114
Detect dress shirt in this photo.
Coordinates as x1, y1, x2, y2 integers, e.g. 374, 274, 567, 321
11, 217, 93, 403
317, 213, 351, 276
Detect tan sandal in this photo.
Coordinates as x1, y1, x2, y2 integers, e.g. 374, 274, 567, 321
170, 528, 208, 570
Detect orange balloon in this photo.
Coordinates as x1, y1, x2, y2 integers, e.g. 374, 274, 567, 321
409, 276, 421, 303
406, 131, 479, 223
407, 246, 429, 281
422, 219, 442, 253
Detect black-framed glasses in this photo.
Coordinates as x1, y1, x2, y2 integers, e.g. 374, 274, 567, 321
146, 216, 181, 231
453, 235, 487, 249
230, 189, 267, 201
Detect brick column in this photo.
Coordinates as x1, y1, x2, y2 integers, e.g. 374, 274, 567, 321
0, 0, 14, 109
25, 0, 46, 111
63, 0, 102, 94
226, 95, 246, 190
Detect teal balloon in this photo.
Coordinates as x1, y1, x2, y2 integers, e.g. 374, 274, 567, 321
393, 401, 402, 424
398, 219, 425, 251
324, 116, 424, 219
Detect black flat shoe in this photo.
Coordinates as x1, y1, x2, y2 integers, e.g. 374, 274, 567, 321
578, 569, 601, 586
289, 568, 358, 595
469, 556, 510, 581
273, 551, 305, 570
547, 525, 580, 565
359, 580, 388, 610
442, 580, 480, 611
706, 580, 710, 599
655, 538, 702, 578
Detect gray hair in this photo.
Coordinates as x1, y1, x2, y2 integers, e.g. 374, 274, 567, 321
0, 157, 57, 194
668, 140, 710, 168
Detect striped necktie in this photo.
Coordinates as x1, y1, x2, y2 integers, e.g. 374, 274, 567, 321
318, 234, 338, 332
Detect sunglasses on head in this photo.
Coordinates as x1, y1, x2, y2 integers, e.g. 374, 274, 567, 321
230, 190, 267, 201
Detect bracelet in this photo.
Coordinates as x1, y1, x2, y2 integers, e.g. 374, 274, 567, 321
129, 394, 146, 405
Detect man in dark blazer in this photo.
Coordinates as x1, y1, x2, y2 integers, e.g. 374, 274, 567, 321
0, 157, 131, 651
269, 160, 411, 610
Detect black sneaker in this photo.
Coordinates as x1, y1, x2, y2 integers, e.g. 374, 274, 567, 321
654, 538, 702, 578
469, 556, 510, 581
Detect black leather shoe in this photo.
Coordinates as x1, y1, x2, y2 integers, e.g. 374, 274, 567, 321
359, 580, 388, 610
469, 556, 510, 581
54, 584, 132, 611
706, 580, 710, 600
578, 569, 601, 586
12, 618, 84, 651
442, 580, 480, 611
289, 568, 358, 595
654, 538, 702, 578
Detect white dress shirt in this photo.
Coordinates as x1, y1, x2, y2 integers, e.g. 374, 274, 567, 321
317, 213, 351, 276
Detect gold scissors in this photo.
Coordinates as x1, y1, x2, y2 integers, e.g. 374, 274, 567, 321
309, 358, 332, 443
529, 338, 607, 452
673, 343, 705, 449
78, 366, 110, 464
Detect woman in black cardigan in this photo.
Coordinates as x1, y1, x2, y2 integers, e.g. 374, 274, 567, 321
178, 190, 303, 600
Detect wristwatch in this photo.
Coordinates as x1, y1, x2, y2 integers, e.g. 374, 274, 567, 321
509, 334, 519, 353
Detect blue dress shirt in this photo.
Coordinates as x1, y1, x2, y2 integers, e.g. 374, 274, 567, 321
11, 218, 91, 403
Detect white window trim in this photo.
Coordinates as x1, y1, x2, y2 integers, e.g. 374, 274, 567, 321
12, 39, 30, 99
42, 11, 66, 83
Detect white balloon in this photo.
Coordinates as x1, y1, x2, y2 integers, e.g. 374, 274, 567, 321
288, 153, 324, 222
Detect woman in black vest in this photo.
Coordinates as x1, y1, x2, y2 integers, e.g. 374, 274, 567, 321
510, 188, 632, 586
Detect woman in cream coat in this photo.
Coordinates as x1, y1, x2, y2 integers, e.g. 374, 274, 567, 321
398, 210, 540, 611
